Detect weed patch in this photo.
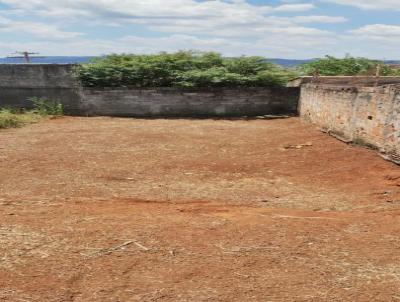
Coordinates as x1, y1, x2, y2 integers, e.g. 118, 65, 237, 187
0, 109, 42, 129
0, 98, 63, 129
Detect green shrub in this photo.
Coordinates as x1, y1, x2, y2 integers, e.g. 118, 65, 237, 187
74, 51, 298, 88
223, 56, 271, 75
29, 97, 64, 116
176, 67, 248, 88
0, 109, 42, 129
0, 109, 22, 128
299, 55, 400, 76
0, 98, 63, 130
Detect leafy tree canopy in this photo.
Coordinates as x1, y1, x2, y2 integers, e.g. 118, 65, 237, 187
75, 51, 298, 88
299, 55, 400, 76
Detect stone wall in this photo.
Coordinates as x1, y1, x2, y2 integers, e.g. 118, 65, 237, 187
288, 76, 400, 87
299, 84, 400, 163
82, 87, 299, 117
0, 64, 299, 117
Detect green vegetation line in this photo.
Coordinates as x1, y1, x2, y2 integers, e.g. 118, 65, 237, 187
74, 52, 400, 88
74, 51, 298, 88
299, 55, 400, 76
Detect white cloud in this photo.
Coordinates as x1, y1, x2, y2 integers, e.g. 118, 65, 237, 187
293, 15, 347, 23
338, 24, 400, 59
0, 32, 340, 59
271, 3, 315, 12
0, 17, 82, 39
324, 0, 400, 10
0, 0, 339, 45
142, 16, 334, 38
6, 0, 398, 59
351, 24, 400, 36
0, 0, 315, 19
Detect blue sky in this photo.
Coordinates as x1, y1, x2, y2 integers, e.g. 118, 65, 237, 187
0, 0, 399, 59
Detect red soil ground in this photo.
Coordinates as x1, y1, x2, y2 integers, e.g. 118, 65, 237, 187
0, 117, 400, 301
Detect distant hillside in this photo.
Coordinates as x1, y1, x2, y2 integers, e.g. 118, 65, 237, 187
266, 59, 316, 67
0, 56, 96, 64
1, 56, 399, 67
0, 56, 313, 66
267, 58, 400, 67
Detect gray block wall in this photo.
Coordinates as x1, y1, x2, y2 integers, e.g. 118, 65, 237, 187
0, 64, 299, 117
82, 87, 299, 117
0, 64, 84, 115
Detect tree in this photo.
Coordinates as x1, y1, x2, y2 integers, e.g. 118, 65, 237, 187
75, 51, 298, 88
299, 55, 400, 76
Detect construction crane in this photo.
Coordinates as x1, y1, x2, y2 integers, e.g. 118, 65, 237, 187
7, 51, 46, 63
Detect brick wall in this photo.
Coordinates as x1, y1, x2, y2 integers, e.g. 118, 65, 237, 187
300, 84, 400, 164
288, 76, 400, 87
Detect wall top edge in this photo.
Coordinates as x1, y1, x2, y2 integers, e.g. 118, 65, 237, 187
302, 83, 400, 92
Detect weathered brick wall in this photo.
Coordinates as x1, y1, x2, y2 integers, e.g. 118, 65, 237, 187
288, 76, 400, 87
300, 84, 400, 163
383, 91, 400, 163
82, 87, 299, 117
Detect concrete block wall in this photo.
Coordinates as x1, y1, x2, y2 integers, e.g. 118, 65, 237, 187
0, 64, 299, 117
0, 64, 83, 115
0, 64, 76, 88
300, 84, 400, 163
82, 87, 299, 117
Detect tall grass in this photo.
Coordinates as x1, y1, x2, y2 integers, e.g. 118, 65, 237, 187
0, 109, 42, 129
0, 99, 63, 129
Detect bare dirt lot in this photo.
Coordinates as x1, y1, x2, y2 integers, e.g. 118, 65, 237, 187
1, 117, 400, 301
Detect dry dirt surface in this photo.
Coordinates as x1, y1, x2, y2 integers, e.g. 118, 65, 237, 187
1, 117, 400, 302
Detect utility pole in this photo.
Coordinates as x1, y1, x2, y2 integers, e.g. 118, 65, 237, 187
7, 51, 45, 63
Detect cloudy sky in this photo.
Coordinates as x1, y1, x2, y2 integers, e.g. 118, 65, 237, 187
0, 0, 399, 59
